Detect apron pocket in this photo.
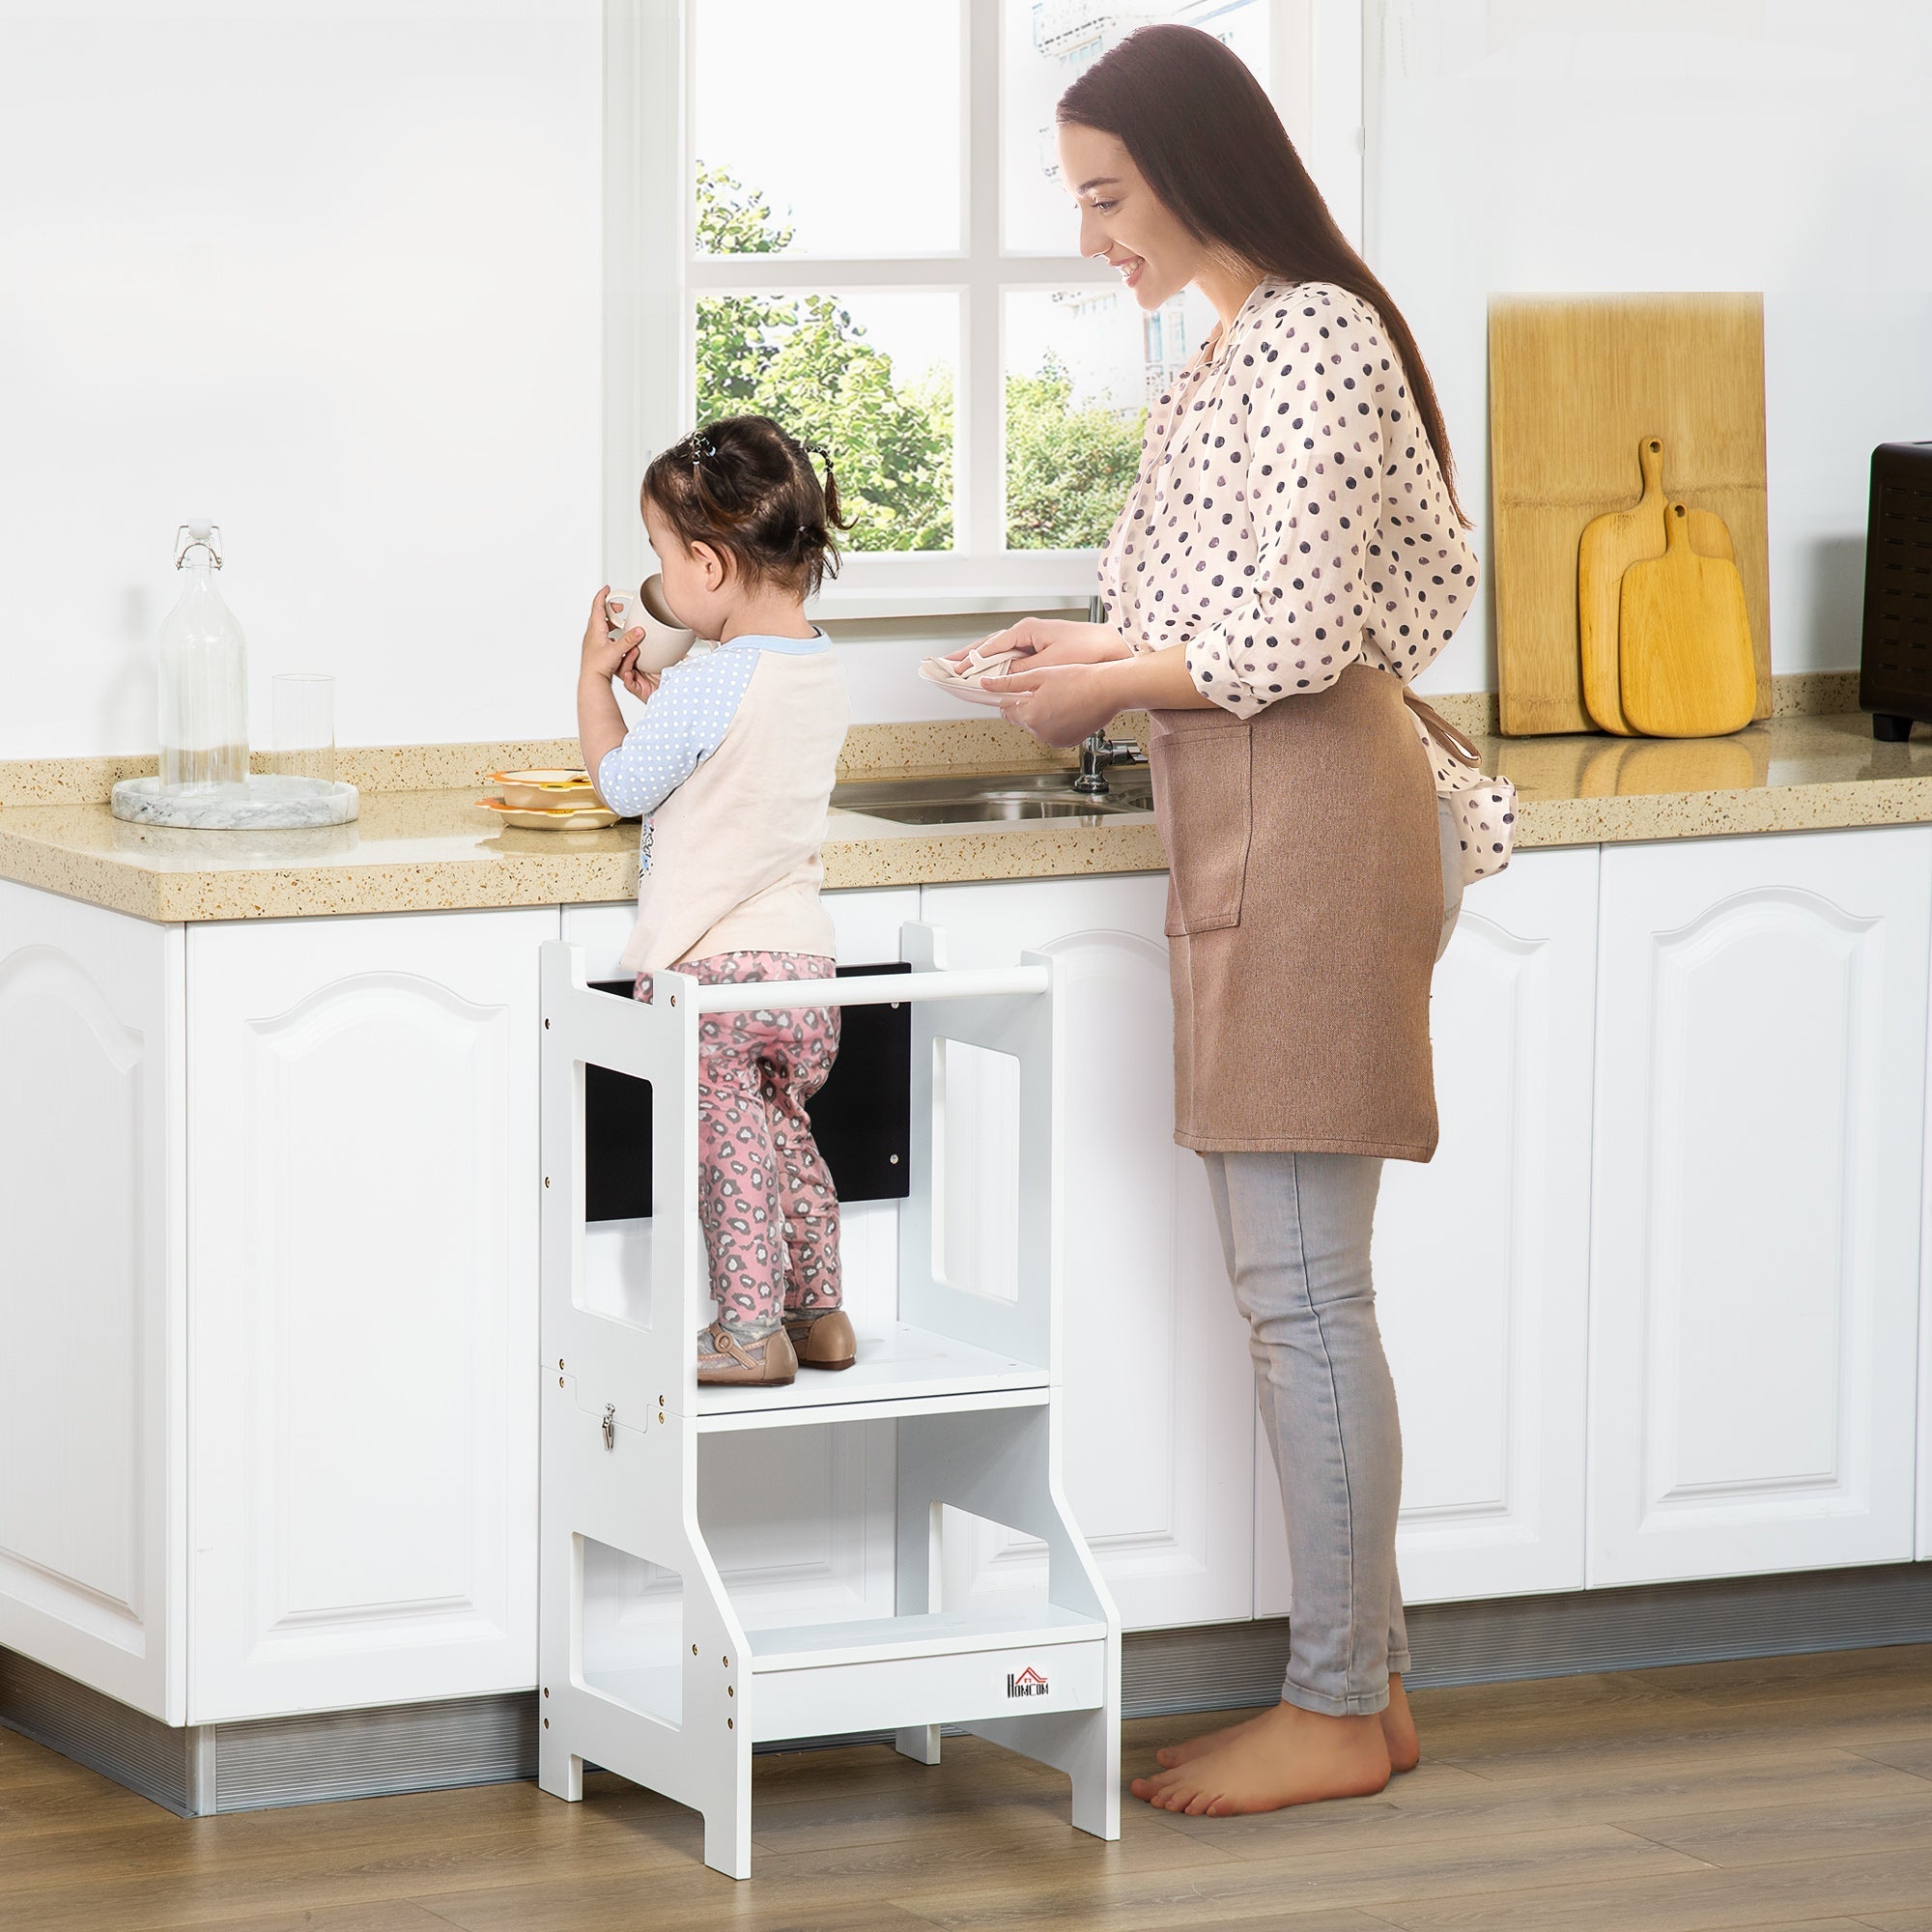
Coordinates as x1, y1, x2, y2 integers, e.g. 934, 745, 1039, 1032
1152, 723, 1253, 936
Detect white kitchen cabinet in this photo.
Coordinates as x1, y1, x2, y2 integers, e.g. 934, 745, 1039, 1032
559, 890, 916, 1641
1588, 827, 1932, 1587
185, 908, 554, 1721
1921, 1273, 1932, 1560
0, 882, 185, 1721
918, 876, 1254, 1632
1255, 846, 1602, 1615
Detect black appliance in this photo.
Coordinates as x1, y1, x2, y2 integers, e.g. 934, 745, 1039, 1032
1860, 440, 1932, 741
582, 962, 912, 1221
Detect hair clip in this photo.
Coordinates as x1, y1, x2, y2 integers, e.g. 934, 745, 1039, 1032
682, 429, 717, 468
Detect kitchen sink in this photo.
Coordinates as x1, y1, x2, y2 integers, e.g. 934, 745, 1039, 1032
831, 768, 1152, 826
844, 797, 1128, 825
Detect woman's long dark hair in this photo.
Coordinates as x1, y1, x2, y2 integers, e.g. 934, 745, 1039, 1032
1059, 24, 1467, 526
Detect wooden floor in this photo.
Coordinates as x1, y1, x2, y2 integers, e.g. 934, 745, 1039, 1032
5, 1645, 1932, 1931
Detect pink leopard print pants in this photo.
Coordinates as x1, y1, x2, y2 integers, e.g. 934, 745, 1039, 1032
634, 951, 842, 1338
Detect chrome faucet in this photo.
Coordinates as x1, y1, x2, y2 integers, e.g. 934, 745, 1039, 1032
1072, 730, 1149, 796
1070, 591, 1149, 796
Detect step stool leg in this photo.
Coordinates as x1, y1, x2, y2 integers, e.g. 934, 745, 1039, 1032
700, 1736, 753, 1880
537, 1733, 584, 1804
893, 1450, 945, 1767
1065, 1704, 1121, 1841
536, 1496, 582, 1803
970, 1703, 1121, 1842
895, 1724, 943, 1766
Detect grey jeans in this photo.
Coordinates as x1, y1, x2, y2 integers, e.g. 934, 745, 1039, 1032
1204, 1150, 1410, 1717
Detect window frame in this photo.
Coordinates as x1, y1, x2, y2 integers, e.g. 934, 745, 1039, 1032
605, 0, 1346, 618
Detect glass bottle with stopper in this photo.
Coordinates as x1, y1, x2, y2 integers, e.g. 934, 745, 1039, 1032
157, 520, 249, 792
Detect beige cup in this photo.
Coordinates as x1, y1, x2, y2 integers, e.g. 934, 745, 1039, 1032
609, 575, 697, 673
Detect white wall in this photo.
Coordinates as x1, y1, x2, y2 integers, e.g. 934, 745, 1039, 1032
9, 4, 1927, 761
0, 0, 603, 760
1376, 0, 1932, 694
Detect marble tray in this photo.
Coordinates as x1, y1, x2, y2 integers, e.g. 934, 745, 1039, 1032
110, 774, 360, 829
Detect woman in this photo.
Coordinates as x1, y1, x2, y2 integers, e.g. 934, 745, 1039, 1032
975, 25, 1479, 1817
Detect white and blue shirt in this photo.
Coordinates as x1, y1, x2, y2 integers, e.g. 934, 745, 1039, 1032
597, 632, 832, 831
605, 630, 850, 974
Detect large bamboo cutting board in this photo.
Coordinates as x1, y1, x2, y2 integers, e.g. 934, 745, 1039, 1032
1490, 295, 1772, 736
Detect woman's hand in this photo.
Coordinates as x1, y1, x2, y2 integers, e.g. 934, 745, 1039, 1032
946, 615, 1127, 672
984, 662, 1126, 748
582, 586, 643, 683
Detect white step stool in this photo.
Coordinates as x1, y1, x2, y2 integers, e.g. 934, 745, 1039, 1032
536, 925, 1122, 1879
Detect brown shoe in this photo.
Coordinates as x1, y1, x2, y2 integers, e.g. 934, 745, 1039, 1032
696, 1322, 797, 1386
782, 1308, 857, 1372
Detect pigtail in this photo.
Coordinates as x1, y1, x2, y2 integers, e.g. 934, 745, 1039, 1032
798, 440, 849, 590
798, 441, 850, 536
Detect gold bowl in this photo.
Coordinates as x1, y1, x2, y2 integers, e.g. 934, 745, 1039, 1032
489, 768, 600, 811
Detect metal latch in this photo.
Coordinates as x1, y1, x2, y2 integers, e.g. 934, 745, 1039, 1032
602, 1404, 616, 1450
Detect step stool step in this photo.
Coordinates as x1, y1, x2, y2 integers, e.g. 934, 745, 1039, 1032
744, 1606, 1108, 1744
747, 1605, 1106, 1672
694, 1321, 1048, 1426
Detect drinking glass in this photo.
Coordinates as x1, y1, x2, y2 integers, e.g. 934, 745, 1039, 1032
271, 672, 336, 782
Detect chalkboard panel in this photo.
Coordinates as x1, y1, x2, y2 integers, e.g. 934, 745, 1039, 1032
582, 964, 912, 1222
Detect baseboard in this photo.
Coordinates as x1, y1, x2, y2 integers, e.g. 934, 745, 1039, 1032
9, 1558, 1931, 1807
1122, 1559, 1932, 1719
0, 1653, 533, 1817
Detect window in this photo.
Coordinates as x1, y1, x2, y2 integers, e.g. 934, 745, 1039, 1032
608, 0, 1287, 614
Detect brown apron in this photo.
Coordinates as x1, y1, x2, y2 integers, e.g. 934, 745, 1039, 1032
1150, 665, 1442, 1161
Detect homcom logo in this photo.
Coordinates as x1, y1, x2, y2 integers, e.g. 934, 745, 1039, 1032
1007, 1665, 1049, 1699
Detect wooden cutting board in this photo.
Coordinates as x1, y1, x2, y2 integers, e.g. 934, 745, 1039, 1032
1491, 295, 1771, 735
1577, 436, 1734, 735
1618, 501, 1756, 737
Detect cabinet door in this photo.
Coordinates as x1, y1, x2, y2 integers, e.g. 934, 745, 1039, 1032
919, 877, 1254, 1631
187, 908, 554, 1721
1256, 847, 1600, 1613
1589, 828, 1931, 1587
560, 891, 914, 1636
0, 883, 185, 1720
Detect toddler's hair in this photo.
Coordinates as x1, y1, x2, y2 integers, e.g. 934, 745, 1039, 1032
641, 415, 851, 598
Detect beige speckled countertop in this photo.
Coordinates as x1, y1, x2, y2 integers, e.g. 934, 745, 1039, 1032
6, 700, 1931, 923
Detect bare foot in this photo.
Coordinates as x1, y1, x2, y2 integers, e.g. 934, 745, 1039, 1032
1152, 1707, 1271, 1771
1130, 1700, 1392, 1816
1382, 1672, 1420, 1774
1154, 1673, 1421, 1775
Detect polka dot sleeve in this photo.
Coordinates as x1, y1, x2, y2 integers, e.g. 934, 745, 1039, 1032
594, 648, 757, 822
1182, 292, 1384, 717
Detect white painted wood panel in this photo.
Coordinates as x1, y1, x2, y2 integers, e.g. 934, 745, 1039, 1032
561, 891, 916, 1641
919, 877, 1253, 1632
186, 908, 554, 1720
1921, 1205, 1932, 1557
0, 882, 184, 1720
1589, 827, 1931, 1587
1254, 847, 1601, 1613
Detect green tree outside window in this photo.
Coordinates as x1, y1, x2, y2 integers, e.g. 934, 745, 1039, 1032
692, 167, 1143, 554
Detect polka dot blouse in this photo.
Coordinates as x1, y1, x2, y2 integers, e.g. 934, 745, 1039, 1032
1099, 279, 1515, 879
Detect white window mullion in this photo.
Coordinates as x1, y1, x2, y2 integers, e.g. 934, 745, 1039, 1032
606, 0, 687, 592
687, 257, 1110, 294
963, 0, 1004, 559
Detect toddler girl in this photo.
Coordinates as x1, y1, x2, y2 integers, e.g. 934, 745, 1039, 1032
578, 414, 853, 1388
